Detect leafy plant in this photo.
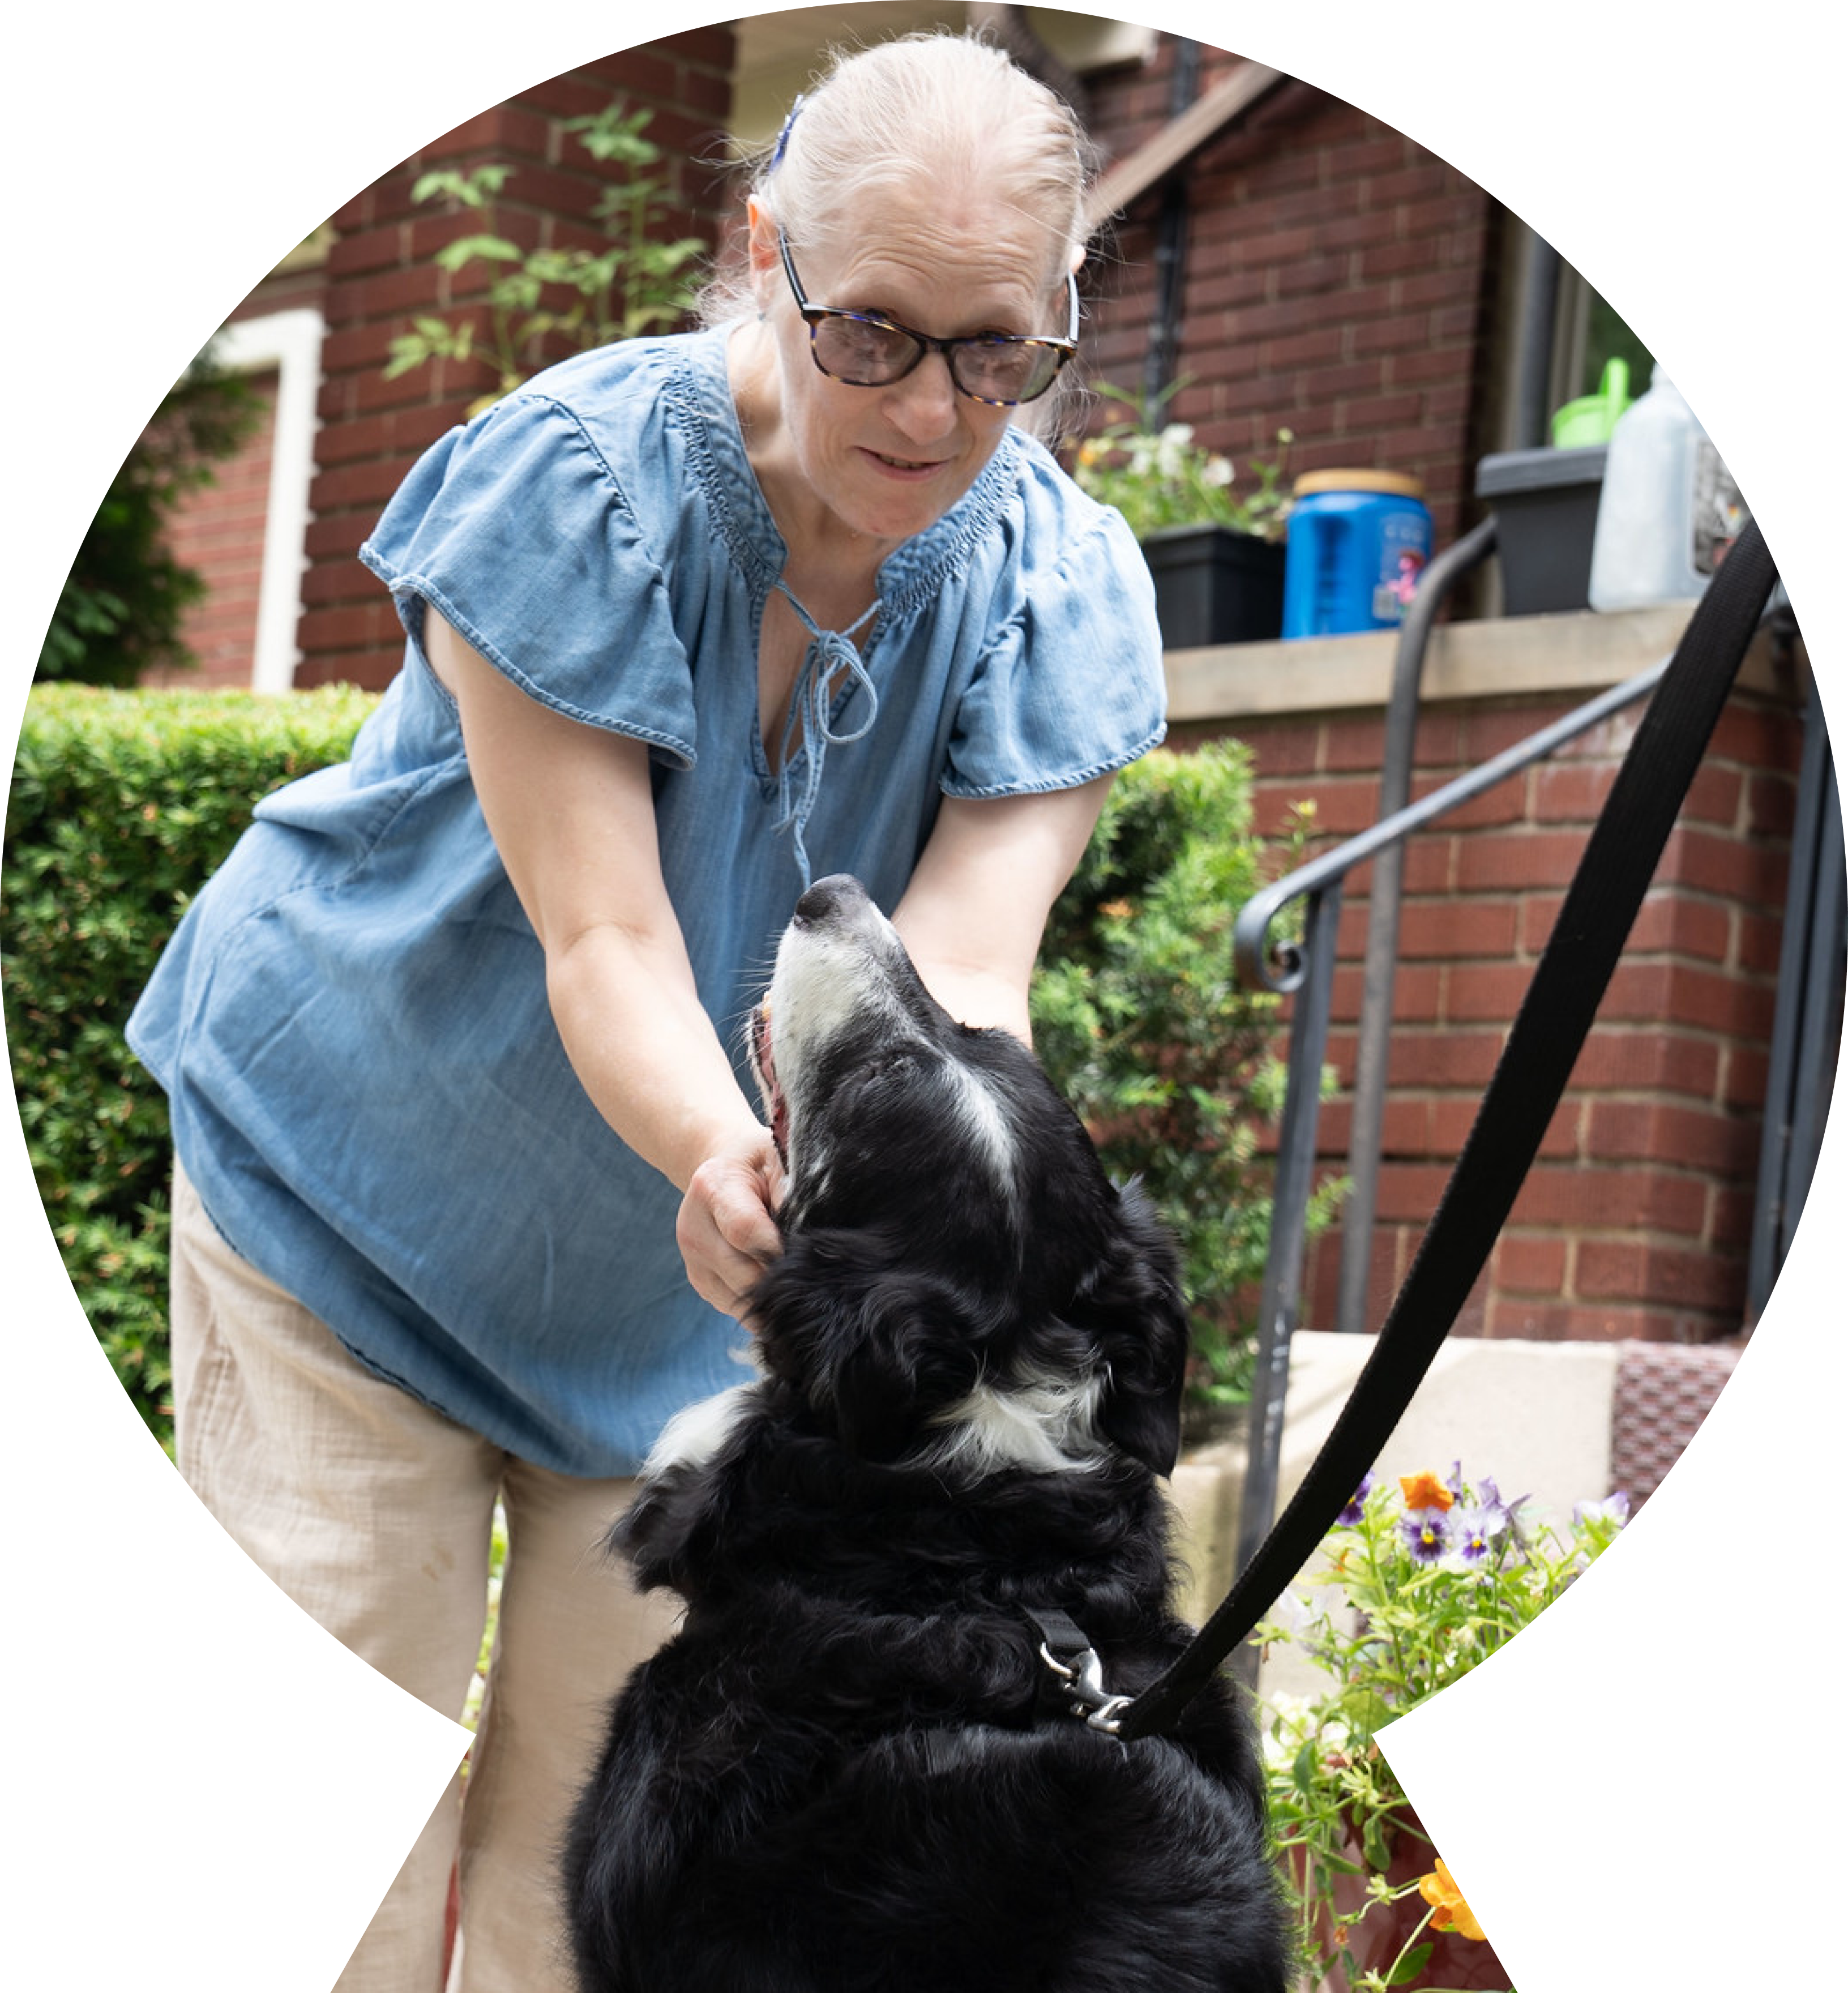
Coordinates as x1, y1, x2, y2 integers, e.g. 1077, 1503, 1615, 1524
383, 100, 707, 417
1256, 1465, 1629, 1991
1030, 743, 1339, 1408
1073, 382, 1294, 545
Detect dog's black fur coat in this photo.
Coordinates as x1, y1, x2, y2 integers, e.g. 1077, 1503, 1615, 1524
563, 876, 1287, 1992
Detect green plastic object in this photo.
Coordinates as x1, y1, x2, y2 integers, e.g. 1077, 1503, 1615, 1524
1551, 357, 1632, 447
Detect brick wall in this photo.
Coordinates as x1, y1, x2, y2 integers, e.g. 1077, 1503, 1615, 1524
1173, 678, 1805, 1346
147, 370, 278, 689
1081, 43, 1499, 547
297, 27, 737, 692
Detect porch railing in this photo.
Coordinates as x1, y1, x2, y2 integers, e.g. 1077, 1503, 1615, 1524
1227, 522, 1679, 1579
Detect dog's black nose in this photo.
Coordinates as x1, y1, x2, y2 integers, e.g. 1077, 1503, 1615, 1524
794, 875, 870, 927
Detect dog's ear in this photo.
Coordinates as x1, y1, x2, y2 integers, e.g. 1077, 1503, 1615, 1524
750, 1232, 985, 1462
1068, 1185, 1190, 1476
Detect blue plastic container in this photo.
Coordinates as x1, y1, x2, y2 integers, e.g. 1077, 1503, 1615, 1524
1281, 471, 1432, 639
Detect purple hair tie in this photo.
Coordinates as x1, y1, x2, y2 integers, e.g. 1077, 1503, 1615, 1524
769, 94, 805, 174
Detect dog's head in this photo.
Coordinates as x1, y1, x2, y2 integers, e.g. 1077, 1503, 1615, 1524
746, 874, 1188, 1477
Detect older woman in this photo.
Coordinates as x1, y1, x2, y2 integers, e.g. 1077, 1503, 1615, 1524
129, 30, 1163, 1993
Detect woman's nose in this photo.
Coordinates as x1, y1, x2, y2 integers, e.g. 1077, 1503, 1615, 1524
882, 349, 960, 441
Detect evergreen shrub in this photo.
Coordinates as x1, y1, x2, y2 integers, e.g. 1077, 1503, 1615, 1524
3, 685, 376, 1445
1032, 742, 1337, 1409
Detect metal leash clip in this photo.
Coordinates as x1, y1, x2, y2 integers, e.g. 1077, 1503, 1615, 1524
1037, 1639, 1135, 1737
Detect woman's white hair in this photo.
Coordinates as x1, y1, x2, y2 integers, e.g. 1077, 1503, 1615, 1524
702, 30, 1098, 437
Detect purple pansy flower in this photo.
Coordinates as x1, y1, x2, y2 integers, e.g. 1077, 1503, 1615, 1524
1401, 1507, 1448, 1563
1339, 1472, 1375, 1528
1446, 1504, 1499, 1563
1574, 1491, 1631, 1528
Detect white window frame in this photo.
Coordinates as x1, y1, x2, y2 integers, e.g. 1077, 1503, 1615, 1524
213, 306, 324, 694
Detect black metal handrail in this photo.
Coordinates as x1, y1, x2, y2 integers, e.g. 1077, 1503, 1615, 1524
1228, 597, 1678, 1580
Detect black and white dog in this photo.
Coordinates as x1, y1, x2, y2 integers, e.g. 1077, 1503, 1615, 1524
563, 875, 1287, 1992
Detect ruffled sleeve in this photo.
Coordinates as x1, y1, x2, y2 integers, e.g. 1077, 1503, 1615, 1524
359, 387, 698, 768
942, 503, 1166, 798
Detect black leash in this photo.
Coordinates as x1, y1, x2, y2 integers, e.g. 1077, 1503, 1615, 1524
1109, 516, 1780, 1744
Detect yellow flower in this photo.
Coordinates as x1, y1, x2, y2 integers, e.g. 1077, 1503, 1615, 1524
1398, 1470, 1454, 1512
1418, 1859, 1486, 1943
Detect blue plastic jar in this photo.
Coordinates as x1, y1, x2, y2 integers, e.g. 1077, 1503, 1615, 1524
1281, 471, 1432, 639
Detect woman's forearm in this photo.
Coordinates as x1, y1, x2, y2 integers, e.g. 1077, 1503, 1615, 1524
544, 918, 764, 1196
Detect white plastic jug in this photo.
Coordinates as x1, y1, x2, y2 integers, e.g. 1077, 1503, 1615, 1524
1588, 366, 1747, 610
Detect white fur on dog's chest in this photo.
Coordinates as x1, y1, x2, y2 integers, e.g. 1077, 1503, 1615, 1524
644, 1382, 757, 1477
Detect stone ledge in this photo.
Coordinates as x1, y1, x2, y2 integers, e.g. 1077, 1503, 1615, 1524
1165, 604, 1796, 725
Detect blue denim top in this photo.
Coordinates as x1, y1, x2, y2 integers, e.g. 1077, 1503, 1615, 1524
127, 324, 1165, 1476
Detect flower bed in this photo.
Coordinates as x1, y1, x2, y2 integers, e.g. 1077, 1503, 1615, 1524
1257, 1465, 1628, 1990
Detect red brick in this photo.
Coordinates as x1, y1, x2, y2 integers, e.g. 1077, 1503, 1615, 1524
1380, 1028, 1505, 1089
1496, 1235, 1568, 1294
1394, 899, 1520, 960
1508, 1165, 1709, 1235
297, 601, 401, 652
1710, 1184, 1759, 1251
1710, 698, 1801, 769
1371, 1163, 1457, 1222
1744, 771, 1799, 839
1571, 1028, 1721, 1100
1351, 313, 1433, 358
1584, 1101, 1758, 1177
1720, 1044, 1773, 1115
1410, 768, 1526, 831
1343, 390, 1424, 431
1453, 830, 1589, 892
1447, 961, 1540, 1022
1604, 891, 1732, 964
1329, 134, 1411, 179
1662, 824, 1789, 904
1577, 1241, 1743, 1311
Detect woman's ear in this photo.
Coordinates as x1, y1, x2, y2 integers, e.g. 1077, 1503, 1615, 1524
745, 195, 780, 315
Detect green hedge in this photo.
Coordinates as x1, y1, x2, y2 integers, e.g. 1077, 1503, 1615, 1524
5, 687, 1315, 1452
4, 685, 378, 1444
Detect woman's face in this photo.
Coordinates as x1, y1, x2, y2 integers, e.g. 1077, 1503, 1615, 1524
751, 183, 1071, 553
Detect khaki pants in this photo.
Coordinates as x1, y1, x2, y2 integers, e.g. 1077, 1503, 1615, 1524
169, 1164, 680, 1993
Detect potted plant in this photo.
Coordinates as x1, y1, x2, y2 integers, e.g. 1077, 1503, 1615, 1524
1073, 386, 1293, 647
1255, 1465, 1629, 1991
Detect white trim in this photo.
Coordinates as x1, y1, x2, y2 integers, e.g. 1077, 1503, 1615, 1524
215, 307, 324, 694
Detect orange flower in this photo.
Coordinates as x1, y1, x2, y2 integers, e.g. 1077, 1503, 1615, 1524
1398, 1470, 1454, 1512
1418, 1859, 1486, 1943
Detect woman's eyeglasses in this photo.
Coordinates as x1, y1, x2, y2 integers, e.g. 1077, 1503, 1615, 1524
777, 228, 1078, 408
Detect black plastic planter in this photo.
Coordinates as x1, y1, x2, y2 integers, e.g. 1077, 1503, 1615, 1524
1473, 445, 1608, 615
1141, 524, 1287, 647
